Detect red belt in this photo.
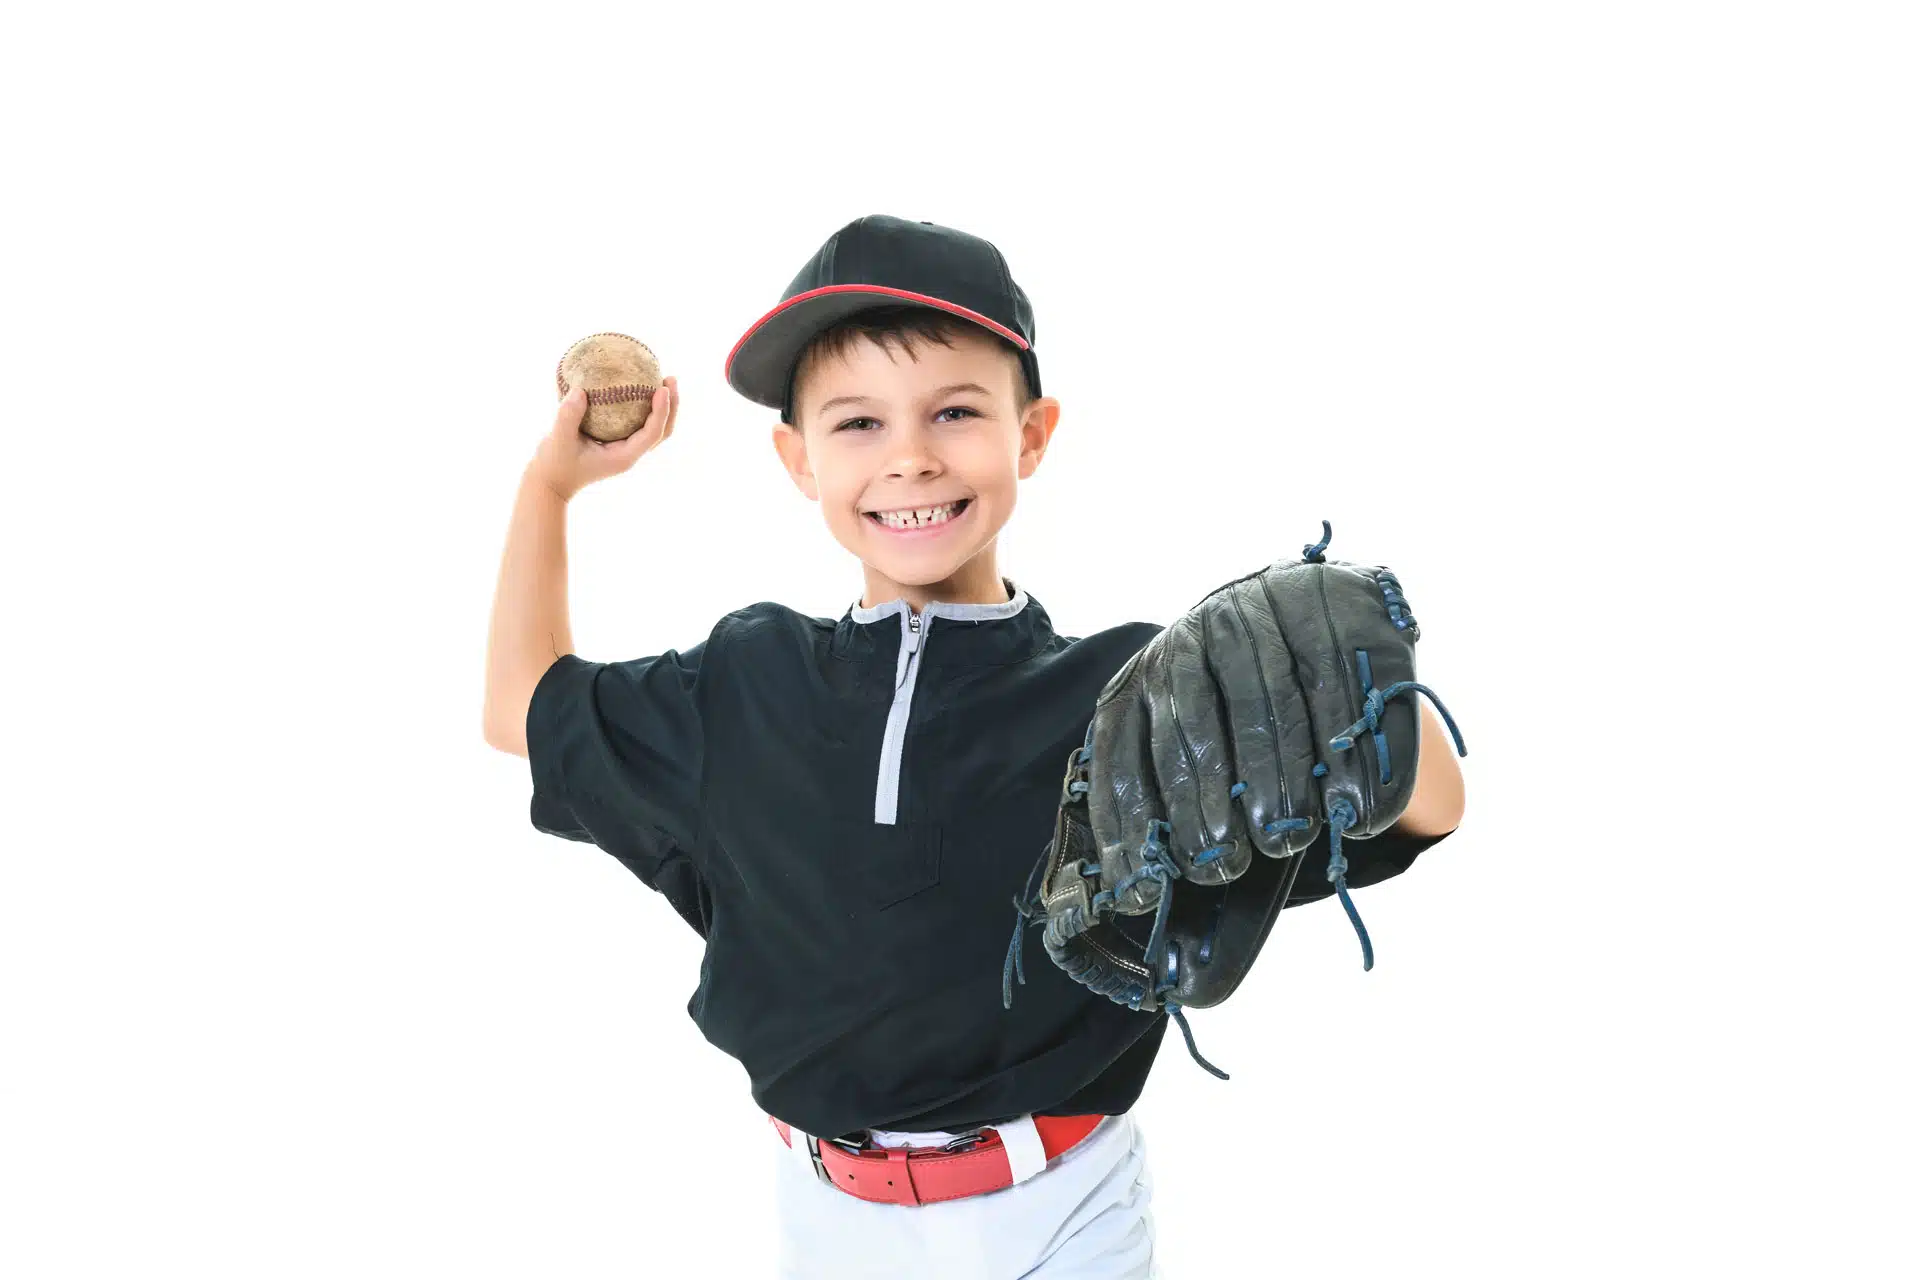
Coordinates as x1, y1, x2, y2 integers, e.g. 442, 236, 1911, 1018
770, 1113, 1106, 1207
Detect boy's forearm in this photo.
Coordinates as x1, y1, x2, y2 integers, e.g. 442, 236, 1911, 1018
1387, 701, 1467, 837
482, 465, 575, 754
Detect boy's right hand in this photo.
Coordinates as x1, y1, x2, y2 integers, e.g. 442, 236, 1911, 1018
530, 376, 678, 501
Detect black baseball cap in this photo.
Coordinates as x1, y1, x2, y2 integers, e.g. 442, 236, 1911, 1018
724, 214, 1041, 423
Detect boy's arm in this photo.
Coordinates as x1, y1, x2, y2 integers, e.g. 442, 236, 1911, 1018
482, 376, 678, 757
482, 466, 575, 758
1385, 700, 1467, 837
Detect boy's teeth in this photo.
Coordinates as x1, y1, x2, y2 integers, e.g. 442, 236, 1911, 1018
877, 502, 961, 529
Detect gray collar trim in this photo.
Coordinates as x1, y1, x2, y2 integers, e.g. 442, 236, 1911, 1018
850, 578, 1029, 624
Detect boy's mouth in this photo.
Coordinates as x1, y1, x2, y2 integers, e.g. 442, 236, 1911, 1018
864, 498, 972, 534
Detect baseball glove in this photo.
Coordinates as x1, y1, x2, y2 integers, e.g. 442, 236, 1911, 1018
1003, 521, 1467, 1078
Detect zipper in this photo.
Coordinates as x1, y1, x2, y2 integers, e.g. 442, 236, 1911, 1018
874, 607, 929, 824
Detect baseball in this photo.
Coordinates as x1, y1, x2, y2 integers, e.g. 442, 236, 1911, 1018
555, 332, 663, 442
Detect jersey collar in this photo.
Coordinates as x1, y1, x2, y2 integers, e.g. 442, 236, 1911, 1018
832, 578, 1052, 666
847, 578, 1031, 626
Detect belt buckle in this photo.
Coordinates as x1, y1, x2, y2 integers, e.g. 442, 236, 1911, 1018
940, 1128, 988, 1153
806, 1133, 867, 1186
805, 1135, 832, 1185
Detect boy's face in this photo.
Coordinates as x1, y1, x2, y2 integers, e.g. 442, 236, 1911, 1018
771, 327, 1059, 607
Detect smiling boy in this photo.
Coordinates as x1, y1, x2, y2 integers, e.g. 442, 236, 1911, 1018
483, 215, 1464, 1278
765, 299, 1047, 614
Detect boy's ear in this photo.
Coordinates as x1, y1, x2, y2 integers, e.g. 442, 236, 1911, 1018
771, 421, 820, 501
1017, 397, 1062, 480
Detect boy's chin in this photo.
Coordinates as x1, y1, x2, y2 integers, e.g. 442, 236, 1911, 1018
844, 539, 980, 591
862, 552, 971, 587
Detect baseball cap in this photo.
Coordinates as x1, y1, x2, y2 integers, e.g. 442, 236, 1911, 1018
724, 214, 1042, 423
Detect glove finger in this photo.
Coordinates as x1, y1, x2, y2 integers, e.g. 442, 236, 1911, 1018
1200, 591, 1283, 854
1227, 571, 1323, 857
1153, 604, 1250, 886
1088, 676, 1164, 916
1296, 560, 1425, 835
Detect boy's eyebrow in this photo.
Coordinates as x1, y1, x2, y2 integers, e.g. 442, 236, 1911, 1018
815, 382, 994, 415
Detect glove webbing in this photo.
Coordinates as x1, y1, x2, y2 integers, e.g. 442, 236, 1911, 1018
1002, 735, 1095, 1012
1001, 736, 1235, 1078
1005, 838, 1234, 1077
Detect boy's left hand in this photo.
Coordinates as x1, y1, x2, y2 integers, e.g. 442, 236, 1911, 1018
1016, 521, 1468, 1025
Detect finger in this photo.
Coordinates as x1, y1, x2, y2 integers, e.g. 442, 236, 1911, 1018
1189, 597, 1257, 882
1088, 679, 1164, 917
660, 377, 678, 440
1139, 627, 1204, 875
1151, 610, 1248, 886
1229, 572, 1322, 857
596, 395, 669, 464
604, 383, 671, 450
553, 383, 588, 434
638, 383, 671, 441
1205, 584, 1284, 856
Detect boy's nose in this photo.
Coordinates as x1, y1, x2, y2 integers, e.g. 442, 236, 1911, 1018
886, 454, 942, 479
884, 429, 941, 478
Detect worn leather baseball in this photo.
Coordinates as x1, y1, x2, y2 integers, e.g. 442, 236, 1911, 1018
556, 333, 662, 442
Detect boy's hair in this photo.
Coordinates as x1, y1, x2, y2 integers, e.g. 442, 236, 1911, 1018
790, 304, 1035, 425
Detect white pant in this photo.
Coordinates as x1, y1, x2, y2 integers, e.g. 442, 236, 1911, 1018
771, 1111, 1160, 1279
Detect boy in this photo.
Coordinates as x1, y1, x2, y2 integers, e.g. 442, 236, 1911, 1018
483, 215, 1465, 1278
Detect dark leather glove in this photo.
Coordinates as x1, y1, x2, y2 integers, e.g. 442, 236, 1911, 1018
1004, 521, 1467, 1078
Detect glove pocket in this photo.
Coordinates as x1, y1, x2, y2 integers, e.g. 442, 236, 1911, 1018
820, 817, 944, 913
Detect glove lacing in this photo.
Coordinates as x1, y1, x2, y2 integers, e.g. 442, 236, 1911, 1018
1002, 734, 1096, 1010
1004, 621, 1477, 1078
1324, 652, 1469, 968
1001, 841, 1056, 1009
1001, 739, 1230, 1079
1322, 788, 1371, 970
1115, 820, 1230, 1080
1328, 656, 1467, 788
1005, 522, 1473, 1084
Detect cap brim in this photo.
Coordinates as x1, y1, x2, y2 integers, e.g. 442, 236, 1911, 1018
724, 284, 1032, 416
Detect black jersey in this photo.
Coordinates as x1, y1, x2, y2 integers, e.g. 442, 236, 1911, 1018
525, 580, 1452, 1141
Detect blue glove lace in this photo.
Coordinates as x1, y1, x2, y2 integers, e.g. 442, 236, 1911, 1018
1007, 523, 1473, 1082
1001, 841, 1056, 1009
999, 780, 1232, 1079
1328, 650, 1468, 786
1091, 821, 1232, 1081
1002, 736, 1097, 1009
1164, 1002, 1227, 1080
1322, 788, 1371, 970
1004, 624, 1481, 1078
1321, 647, 1470, 968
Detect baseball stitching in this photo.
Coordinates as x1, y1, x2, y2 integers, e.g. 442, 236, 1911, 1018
555, 332, 660, 405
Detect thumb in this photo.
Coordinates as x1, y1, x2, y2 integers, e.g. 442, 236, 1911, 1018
554, 383, 588, 431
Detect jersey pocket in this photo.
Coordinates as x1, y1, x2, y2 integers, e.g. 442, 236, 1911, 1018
822, 818, 943, 912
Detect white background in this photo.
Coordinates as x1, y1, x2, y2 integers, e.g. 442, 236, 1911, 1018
3, 2, 1914, 1276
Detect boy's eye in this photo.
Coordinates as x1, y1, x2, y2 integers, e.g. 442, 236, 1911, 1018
834, 406, 979, 432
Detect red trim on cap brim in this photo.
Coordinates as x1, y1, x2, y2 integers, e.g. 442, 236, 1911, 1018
723, 284, 1031, 381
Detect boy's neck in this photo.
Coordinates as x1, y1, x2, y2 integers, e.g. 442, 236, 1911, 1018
860, 552, 1011, 613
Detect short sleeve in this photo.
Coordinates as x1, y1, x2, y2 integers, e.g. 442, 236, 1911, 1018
525, 639, 713, 937
1283, 821, 1455, 910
